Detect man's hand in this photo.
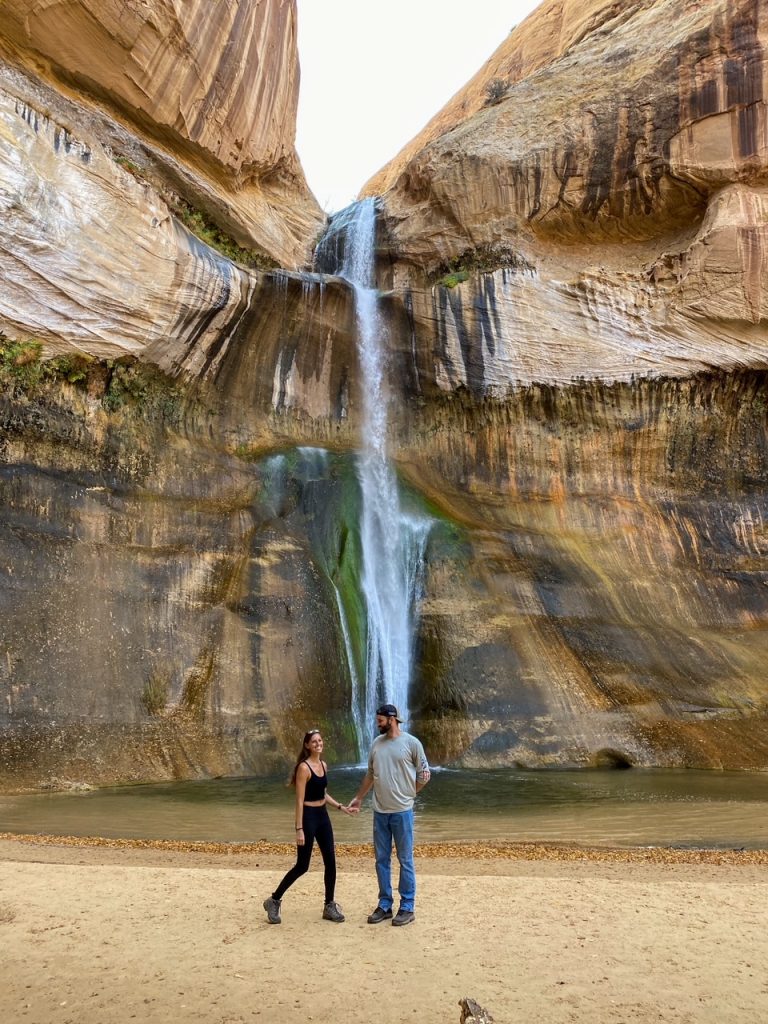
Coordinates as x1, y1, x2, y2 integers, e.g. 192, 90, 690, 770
348, 796, 362, 814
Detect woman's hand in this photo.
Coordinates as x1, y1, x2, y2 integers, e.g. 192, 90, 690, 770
296, 826, 305, 846
339, 804, 354, 816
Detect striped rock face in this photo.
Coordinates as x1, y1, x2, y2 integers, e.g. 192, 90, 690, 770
369, 0, 768, 387
0, 0, 323, 318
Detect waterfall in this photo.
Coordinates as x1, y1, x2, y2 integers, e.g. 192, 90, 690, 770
323, 198, 430, 755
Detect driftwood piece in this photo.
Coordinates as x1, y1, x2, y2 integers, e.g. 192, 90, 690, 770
459, 997, 494, 1024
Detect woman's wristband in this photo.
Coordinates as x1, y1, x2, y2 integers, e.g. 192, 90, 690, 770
295, 826, 303, 831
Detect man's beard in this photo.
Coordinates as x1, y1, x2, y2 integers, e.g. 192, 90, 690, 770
378, 724, 389, 734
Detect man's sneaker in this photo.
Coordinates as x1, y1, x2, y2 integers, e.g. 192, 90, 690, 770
263, 896, 281, 924
392, 908, 415, 927
366, 906, 393, 924
322, 901, 345, 923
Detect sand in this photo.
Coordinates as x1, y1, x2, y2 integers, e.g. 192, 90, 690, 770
2, 835, 767, 1024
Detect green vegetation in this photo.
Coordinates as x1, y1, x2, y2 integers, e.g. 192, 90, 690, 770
0, 337, 46, 388
141, 668, 171, 716
102, 358, 183, 421
431, 245, 534, 288
0, 337, 93, 391
171, 198, 279, 272
109, 150, 279, 271
0, 334, 185, 425
114, 155, 141, 177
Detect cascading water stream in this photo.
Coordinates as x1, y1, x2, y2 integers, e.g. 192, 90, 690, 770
321, 198, 430, 756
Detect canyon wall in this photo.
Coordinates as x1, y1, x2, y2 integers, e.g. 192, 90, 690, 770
3, 0, 768, 789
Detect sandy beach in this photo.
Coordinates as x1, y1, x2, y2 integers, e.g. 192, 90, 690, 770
1, 836, 767, 1024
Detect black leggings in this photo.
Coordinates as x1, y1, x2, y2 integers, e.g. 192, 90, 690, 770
272, 804, 337, 904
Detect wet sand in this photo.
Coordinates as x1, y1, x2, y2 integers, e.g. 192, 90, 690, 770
2, 834, 767, 1024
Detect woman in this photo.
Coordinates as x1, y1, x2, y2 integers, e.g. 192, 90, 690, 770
263, 729, 352, 924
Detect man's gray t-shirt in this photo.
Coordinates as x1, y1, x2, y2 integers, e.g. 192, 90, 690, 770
368, 733, 430, 813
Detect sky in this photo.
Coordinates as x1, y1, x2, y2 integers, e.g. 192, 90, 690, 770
295, 0, 541, 213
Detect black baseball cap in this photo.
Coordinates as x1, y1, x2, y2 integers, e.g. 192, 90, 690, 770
376, 703, 403, 722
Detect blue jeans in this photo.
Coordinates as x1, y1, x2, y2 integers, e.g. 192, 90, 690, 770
373, 809, 415, 913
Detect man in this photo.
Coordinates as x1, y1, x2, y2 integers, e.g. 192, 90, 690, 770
349, 703, 431, 927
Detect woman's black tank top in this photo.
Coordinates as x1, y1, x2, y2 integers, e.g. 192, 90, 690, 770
304, 761, 328, 801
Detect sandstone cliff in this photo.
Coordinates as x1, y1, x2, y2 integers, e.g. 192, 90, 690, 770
3, 0, 768, 789
0, 0, 324, 370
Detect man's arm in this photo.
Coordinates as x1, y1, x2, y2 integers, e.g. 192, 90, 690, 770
348, 771, 374, 811
415, 743, 431, 792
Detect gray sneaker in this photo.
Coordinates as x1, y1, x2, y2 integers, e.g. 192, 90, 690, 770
392, 908, 415, 927
322, 901, 345, 923
367, 906, 393, 924
263, 896, 281, 924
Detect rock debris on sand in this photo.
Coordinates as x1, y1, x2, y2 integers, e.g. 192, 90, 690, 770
1, 831, 766, 865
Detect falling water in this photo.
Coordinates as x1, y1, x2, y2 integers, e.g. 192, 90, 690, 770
328, 198, 431, 755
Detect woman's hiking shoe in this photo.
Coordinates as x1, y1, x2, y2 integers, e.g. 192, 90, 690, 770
366, 906, 393, 924
263, 897, 282, 924
392, 909, 415, 927
322, 901, 345, 922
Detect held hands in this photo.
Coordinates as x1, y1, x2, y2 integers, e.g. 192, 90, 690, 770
347, 796, 361, 815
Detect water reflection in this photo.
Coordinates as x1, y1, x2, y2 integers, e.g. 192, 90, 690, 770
2, 768, 768, 849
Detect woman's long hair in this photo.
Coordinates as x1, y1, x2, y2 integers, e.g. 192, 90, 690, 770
288, 730, 321, 786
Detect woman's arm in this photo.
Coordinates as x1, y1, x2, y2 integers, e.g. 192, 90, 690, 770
325, 788, 353, 815
295, 763, 309, 845
322, 762, 352, 814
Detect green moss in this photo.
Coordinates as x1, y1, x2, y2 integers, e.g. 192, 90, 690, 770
398, 476, 469, 561
47, 353, 93, 385
0, 336, 101, 394
0, 337, 45, 389
436, 270, 470, 289
102, 358, 183, 423
0, 334, 193, 431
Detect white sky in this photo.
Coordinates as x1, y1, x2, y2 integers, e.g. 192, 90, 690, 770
296, 0, 541, 213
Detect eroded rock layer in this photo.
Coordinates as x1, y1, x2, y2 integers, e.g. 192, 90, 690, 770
403, 372, 768, 769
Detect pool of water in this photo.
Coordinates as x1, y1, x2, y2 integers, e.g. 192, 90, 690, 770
2, 767, 768, 849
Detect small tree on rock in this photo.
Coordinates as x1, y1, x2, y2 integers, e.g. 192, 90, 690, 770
484, 78, 506, 106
